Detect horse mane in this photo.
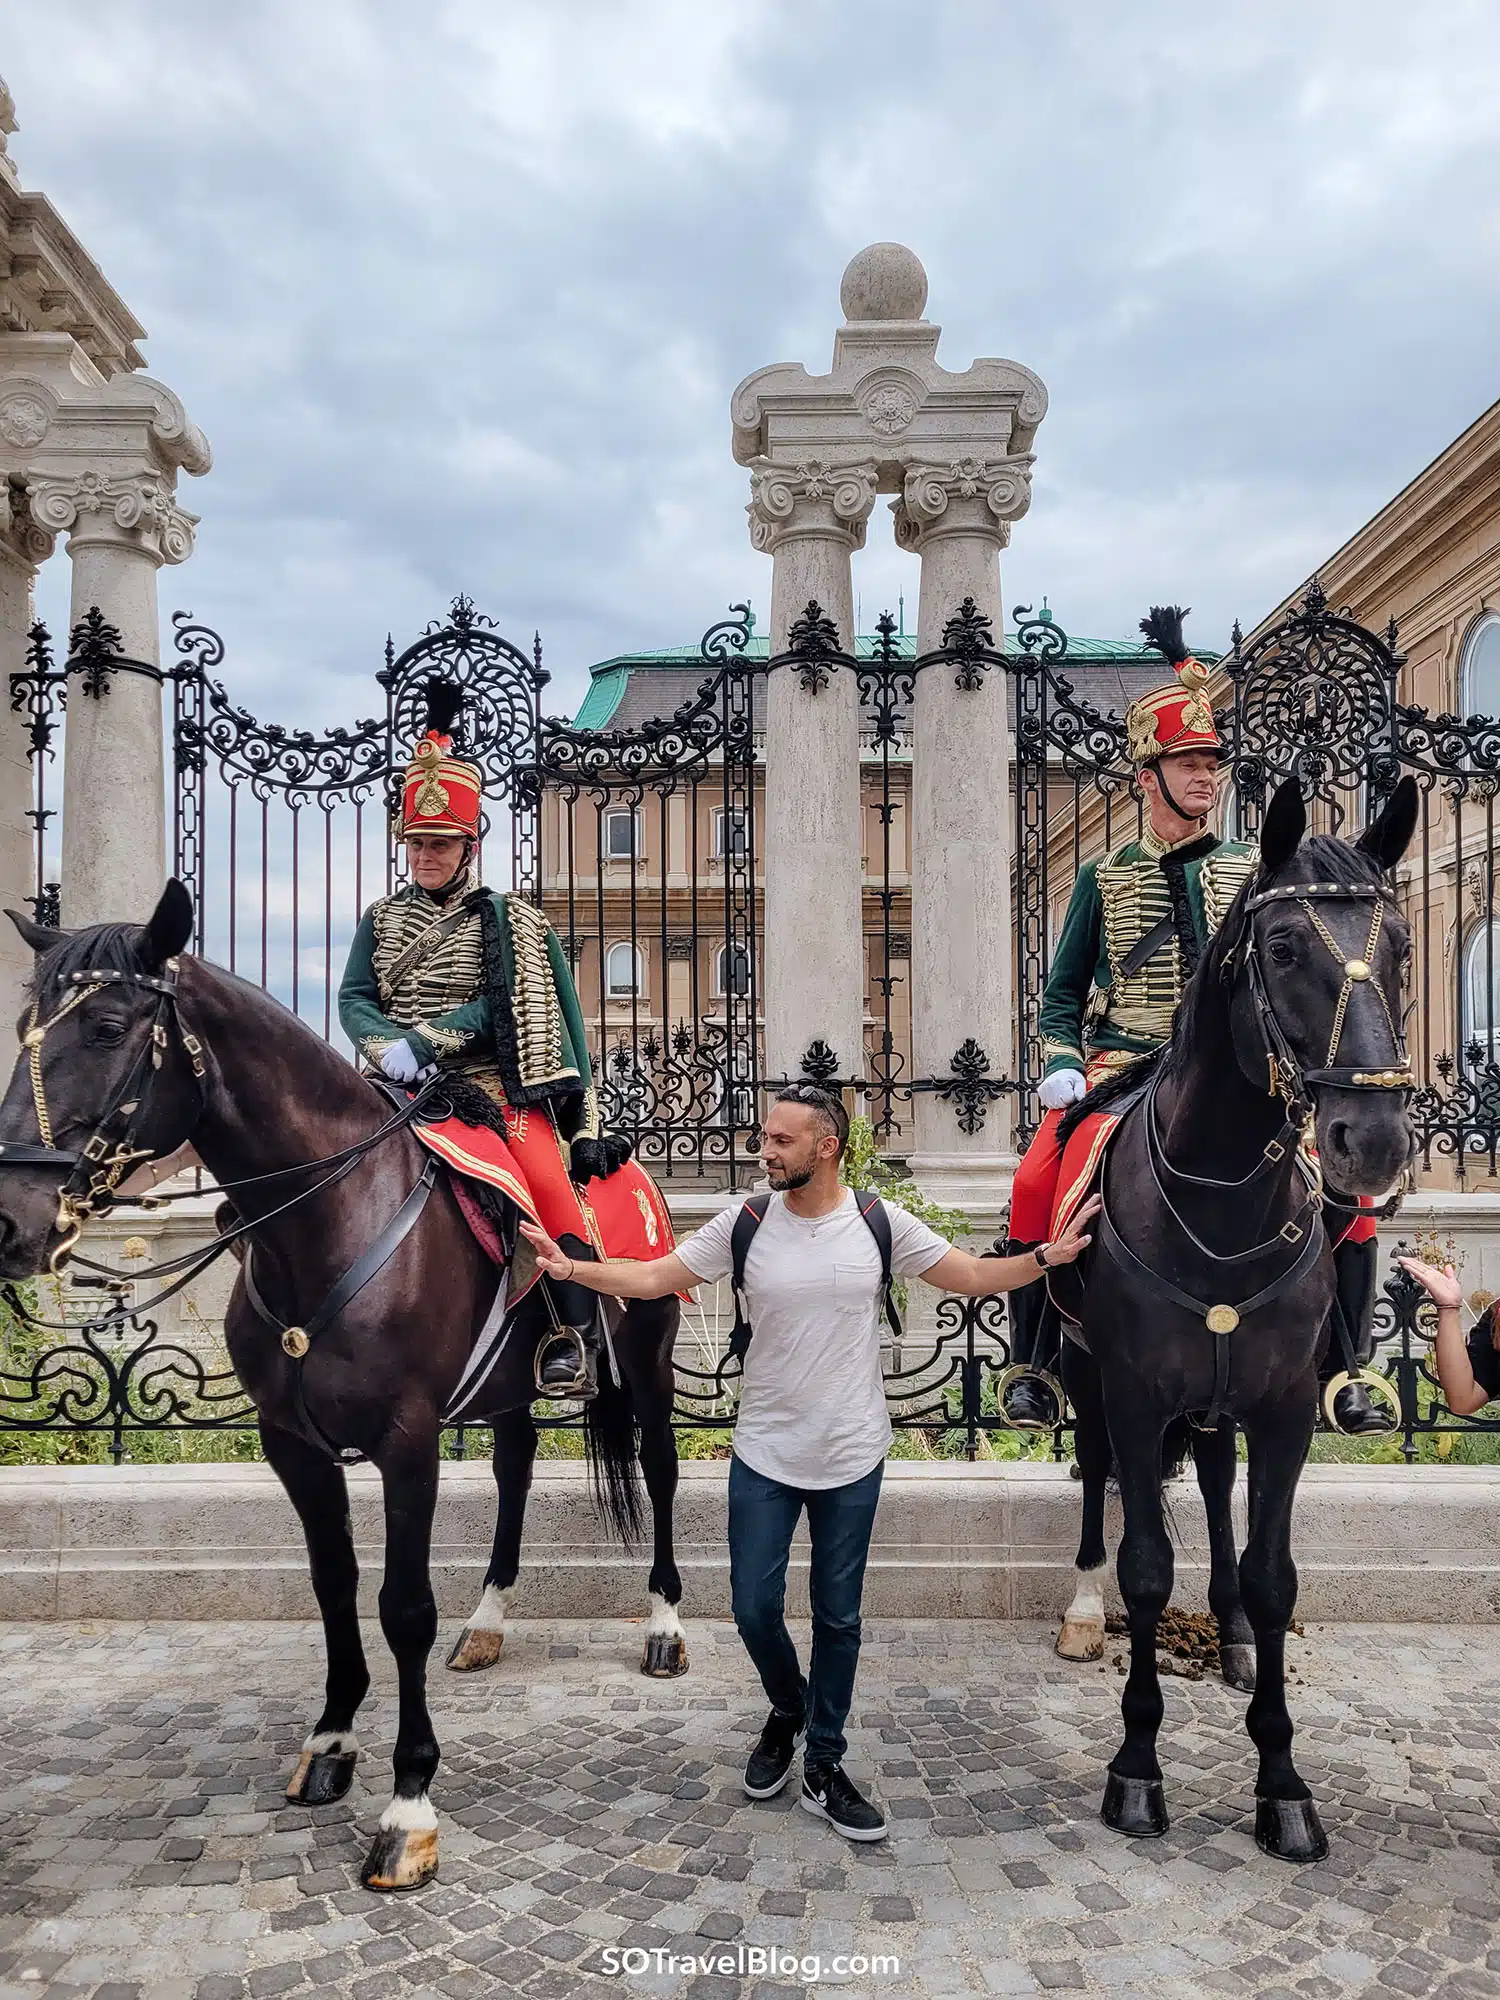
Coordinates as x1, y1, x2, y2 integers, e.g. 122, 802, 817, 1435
1056, 826, 1389, 1138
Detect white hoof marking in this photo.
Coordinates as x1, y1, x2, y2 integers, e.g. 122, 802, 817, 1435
379, 1792, 438, 1833
302, 1729, 358, 1755
465, 1583, 511, 1635
644, 1591, 684, 1640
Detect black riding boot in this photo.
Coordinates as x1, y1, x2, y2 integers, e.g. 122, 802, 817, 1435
535, 1317, 600, 1399
1324, 1235, 1393, 1436
534, 1248, 603, 1400
999, 1241, 1063, 1431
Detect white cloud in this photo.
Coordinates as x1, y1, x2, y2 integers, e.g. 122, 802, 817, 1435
12, 0, 1500, 714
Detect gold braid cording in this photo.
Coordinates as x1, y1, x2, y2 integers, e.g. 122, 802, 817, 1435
506, 897, 567, 1089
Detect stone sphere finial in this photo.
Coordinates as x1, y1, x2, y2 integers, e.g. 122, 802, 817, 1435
839, 243, 928, 323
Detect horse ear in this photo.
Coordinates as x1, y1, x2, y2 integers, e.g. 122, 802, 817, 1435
142, 880, 195, 968
1357, 774, 1419, 874
5, 908, 67, 955
1258, 778, 1306, 875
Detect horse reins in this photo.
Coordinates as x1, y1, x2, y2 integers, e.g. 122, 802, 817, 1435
1100, 873, 1414, 1429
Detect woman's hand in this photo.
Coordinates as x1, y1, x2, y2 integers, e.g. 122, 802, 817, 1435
1395, 1256, 1463, 1311
1042, 1194, 1101, 1268
519, 1220, 574, 1281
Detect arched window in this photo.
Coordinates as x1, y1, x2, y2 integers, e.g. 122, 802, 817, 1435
716, 942, 752, 997
1460, 613, 1500, 721
1463, 922, 1500, 1060
606, 941, 644, 998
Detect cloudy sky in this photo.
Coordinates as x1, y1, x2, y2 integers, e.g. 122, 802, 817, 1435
9, 0, 1500, 725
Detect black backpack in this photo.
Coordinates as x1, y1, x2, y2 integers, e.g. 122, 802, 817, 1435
726, 1189, 903, 1365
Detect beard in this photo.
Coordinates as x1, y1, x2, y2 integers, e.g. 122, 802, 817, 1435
767, 1162, 815, 1191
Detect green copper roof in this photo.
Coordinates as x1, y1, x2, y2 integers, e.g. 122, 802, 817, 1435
568, 616, 1222, 728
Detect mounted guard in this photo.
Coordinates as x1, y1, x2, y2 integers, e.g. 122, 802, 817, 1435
338, 678, 645, 1399
999, 607, 1389, 1438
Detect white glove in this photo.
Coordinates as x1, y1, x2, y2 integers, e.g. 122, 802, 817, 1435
1037, 1068, 1088, 1112
379, 1040, 422, 1084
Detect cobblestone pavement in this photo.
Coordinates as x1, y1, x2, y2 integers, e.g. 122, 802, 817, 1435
4, 1618, 1500, 2000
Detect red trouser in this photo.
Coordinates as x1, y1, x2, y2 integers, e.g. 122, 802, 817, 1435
1010, 1062, 1379, 1247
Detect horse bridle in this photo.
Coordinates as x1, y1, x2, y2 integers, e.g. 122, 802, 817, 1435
1, 958, 207, 1271
1235, 878, 1415, 1121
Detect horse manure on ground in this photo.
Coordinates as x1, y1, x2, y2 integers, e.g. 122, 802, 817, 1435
1103, 1607, 1307, 1680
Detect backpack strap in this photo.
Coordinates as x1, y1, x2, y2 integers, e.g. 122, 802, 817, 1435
852, 1189, 903, 1343
726, 1193, 774, 1364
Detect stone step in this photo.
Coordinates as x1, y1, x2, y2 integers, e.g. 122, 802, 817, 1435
2, 1459, 1497, 1623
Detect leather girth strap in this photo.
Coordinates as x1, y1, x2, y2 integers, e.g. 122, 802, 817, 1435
242, 1154, 439, 1463
1096, 1196, 1327, 1432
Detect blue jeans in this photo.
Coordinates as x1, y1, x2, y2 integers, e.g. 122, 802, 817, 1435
727, 1452, 885, 1771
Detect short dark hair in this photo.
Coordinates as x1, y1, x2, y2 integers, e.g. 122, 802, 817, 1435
773, 1083, 850, 1157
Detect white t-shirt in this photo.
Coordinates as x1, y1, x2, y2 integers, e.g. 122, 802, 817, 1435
676, 1189, 950, 1490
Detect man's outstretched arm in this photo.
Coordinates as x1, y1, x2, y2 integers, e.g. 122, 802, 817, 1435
520, 1220, 694, 1301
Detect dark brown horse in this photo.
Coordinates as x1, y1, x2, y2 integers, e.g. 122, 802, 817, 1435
0, 883, 683, 1892
1052, 776, 1416, 1861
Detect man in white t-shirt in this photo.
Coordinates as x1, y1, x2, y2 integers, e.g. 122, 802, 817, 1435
520, 1084, 1097, 1842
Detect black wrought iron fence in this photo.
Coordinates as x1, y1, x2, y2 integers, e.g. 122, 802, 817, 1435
1, 1254, 1491, 1466
6, 579, 1500, 1459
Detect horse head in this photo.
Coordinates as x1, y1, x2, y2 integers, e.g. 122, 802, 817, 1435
0, 880, 199, 1277
1228, 775, 1418, 1199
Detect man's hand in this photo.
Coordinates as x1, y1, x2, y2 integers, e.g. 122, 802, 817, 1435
1042, 1194, 1101, 1268
1038, 1068, 1087, 1112
519, 1220, 574, 1281
1396, 1256, 1463, 1311
379, 1040, 422, 1084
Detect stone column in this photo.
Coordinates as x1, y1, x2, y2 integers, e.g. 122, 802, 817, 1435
0, 510, 50, 1022
895, 458, 1034, 1198
33, 473, 197, 928
750, 462, 875, 1084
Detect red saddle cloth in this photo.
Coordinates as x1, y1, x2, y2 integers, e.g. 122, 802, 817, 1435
409, 1097, 678, 1298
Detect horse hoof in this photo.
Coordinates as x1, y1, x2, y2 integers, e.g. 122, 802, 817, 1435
1219, 1642, 1256, 1692
641, 1634, 688, 1678
285, 1751, 357, 1806
1101, 1772, 1169, 1839
446, 1626, 503, 1673
360, 1825, 439, 1893
1056, 1614, 1105, 1662
1255, 1795, 1328, 1864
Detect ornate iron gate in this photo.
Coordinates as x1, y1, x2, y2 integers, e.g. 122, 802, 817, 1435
1007, 579, 1500, 1169
7, 579, 1500, 1465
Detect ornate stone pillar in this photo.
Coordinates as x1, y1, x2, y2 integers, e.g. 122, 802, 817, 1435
749, 462, 875, 1084
0, 498, 52, 1023
30, 468, 199, 928
731, 242, 1047, 1149
895, 456, 1034, 1196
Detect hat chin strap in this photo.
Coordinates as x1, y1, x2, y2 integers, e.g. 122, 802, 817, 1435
1150, 757, 1209, 835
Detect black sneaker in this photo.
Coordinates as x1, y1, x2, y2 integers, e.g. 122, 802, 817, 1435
800, 1762, 887, 1841
743, 1708, 805, 1799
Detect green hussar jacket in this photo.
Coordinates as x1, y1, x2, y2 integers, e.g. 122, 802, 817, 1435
1039, 830, 1258, 1080
338, 881, 599, 1139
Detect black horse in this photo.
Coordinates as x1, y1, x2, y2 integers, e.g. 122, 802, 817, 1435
0, 886, 684, 1893
1051, 775, 1416, 1862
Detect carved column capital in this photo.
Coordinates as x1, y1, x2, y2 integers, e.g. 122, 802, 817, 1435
746, 457, 878, 555
28, 469, 199, 566
0, 483, 54, 568
891, 453, 1034, 550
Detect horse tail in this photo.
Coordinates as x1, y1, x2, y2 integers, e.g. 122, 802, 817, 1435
1161, 1414, 1195, 1485
583, 1328, 644, 1548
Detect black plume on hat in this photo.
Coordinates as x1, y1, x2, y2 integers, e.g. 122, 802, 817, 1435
1139, 605, 1191, 666
422, 676, 463, 737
